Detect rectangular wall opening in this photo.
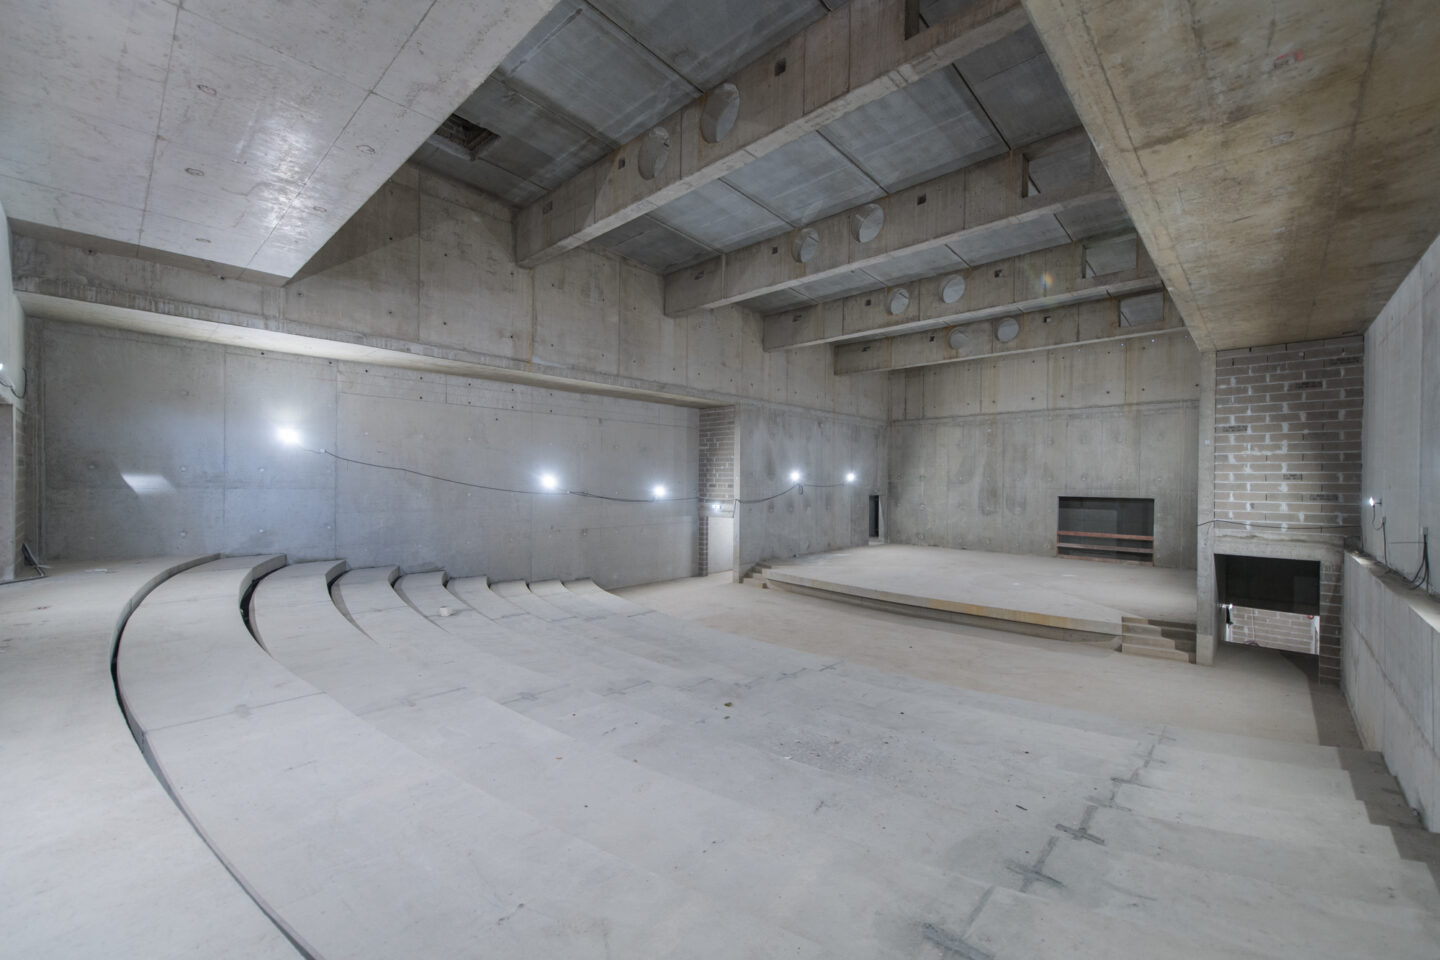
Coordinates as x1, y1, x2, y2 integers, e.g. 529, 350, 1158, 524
1057, 496, 1154, 563
1215, 554, 1322, 654
868, 494, 881, 540
1215, 554, 1321, 614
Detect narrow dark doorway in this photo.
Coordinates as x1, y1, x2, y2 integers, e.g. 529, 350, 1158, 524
868, 495, 880, 539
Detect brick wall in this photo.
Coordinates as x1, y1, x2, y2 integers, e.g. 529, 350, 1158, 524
1228, 605, 1319, 654
1214, 337, 1363, 528
697, 406, 736, 576
1212, 336, 1363, 682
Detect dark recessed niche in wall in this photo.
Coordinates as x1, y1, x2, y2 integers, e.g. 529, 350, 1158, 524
1214, 554, 1321, 615
1057, 496, 1155, 563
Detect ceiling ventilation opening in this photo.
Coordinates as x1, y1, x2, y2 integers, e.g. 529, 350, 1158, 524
1118, 291, 1164, 328
426, 114, 498, 162
1083, 233, 1139, 278
905, 0, 987, 37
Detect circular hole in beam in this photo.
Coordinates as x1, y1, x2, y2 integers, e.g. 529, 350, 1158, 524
700, 83, 741, 143
638, 127, 671, 180
792, 227, 820, 263
851, 203, 884, 243
887, 287, 910, 315
939, 273, 967, 304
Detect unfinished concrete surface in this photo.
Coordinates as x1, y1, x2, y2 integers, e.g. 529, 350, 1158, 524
0, 559, 300, 958
37, 319, 700, 585
11, 555, 1440, 957
1024, 0, 1440, 350
754, 544, 1195, 641
6, 0, 1440, 953
0, 0, 560, 275
621, 568, 1336, 746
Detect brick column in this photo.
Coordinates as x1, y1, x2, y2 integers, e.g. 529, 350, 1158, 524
697, 406, 736, 576
1210, 336, 1363, 682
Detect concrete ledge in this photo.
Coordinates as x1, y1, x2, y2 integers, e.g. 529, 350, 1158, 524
762, 569, 1121, 645
1343, 552, 1440, 831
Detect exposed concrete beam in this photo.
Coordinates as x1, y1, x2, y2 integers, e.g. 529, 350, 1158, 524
515, 0, 1030, 267
834, 293, 1183, 373
665, 128, 1116, 314
1022, 0, 1440, 351
763, 235, 1161, 350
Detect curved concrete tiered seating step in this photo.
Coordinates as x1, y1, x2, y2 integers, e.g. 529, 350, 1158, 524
117, 557, 824, 959
19, 556, 1440, 958
254, 564, 997, 956
0, 558, 300, 959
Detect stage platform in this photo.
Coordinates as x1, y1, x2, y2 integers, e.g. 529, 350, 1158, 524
759, 545, 1197, 645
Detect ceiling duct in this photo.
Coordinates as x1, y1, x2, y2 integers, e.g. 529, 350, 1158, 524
426, 114, 499, 162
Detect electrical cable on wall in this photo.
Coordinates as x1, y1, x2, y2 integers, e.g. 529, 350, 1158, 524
0, 366, 25, 399
1196, 518, 1353, 531
299, 445, 855, 509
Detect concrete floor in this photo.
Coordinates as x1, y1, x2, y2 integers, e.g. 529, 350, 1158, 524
621, 569, 1359, 749
8, 555, 1436, 958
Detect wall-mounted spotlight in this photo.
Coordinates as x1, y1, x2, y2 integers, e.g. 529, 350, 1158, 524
652, 484, 668, 500
1368, 496, 1381, 508
789, 469, 802, 483
275, 426, 303, 447
845, 471, 857, 483
711, 502, 722, 513
539, 472, 560, 492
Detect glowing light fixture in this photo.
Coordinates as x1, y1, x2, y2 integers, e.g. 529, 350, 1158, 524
845, 471, 857, 483
711, 502, 722, 513
789, 469, 802, 483
539, 472, 560, 492
275, 426, 303, 447
652, 484, 667, 499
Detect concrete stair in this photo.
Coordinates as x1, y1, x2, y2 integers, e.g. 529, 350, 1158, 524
739, 560, 772, 588
1120, 615, 1198, 662
65, 555, 1439, 959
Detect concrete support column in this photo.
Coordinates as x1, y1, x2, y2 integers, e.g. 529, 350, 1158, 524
1194, 348, 1217, 665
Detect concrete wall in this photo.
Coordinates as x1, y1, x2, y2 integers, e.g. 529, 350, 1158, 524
885, 333, 1200, 567
735, 403, 887, 573
1344, 231, 1440, 830
1361, 232, 1439, 583
11, 164, 889, 421
14, 165, 892, 584
39, 320, 699, 589
1345, 554, 1440, 830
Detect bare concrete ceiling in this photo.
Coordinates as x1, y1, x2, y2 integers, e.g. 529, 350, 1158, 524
411, 0, 840, 207
1025, 0, 1440, 351
10, 0, 1437, 358
4, 0, 1128, 326
0, 0, 558, 279
414, 1, 1087, 276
